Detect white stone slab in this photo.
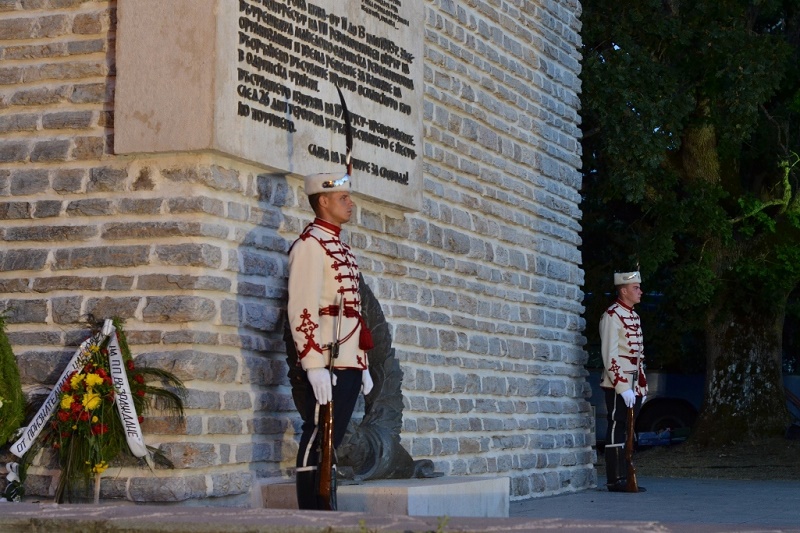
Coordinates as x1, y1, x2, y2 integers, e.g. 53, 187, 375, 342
115, 0, 424, 211
260, 476, 510, 518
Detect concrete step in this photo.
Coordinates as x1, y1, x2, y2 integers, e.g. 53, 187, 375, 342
261, 476, 510, 517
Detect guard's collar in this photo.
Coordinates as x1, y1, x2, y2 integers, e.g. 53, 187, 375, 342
313, 217, 341, 236
615, 299, 634, 311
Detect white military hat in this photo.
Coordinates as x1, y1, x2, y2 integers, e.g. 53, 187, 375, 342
304, 172, 351, 196
614, 271, 642, 285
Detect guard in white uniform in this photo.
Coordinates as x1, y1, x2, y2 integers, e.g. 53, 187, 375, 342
288, 170, 374, 510
600, 270, 648, 492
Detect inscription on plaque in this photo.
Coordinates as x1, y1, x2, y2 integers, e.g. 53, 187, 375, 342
234, 0, 418, 189
115, 0, 423, 210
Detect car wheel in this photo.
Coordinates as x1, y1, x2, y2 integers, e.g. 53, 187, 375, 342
636, 401, 697, 433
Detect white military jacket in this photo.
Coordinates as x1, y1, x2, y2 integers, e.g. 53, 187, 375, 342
599, 299, 648, 396
287, 218, 368, 371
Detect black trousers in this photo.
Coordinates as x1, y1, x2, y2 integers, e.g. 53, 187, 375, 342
296, 368, 361, 469
604, 387, 643, 446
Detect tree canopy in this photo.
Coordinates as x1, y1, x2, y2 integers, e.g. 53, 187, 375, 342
580, 0, 800, 442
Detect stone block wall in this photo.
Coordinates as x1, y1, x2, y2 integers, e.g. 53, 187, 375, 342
414, 0, 590, 497
0, 0, 593, 504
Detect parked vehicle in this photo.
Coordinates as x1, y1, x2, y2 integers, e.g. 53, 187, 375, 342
587, 369, 703, 447
588, 369, 800, 446
786, 375, 800, 421
584, 293, 800, 444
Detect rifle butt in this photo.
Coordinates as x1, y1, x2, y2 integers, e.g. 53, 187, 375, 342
625, 406, 639, 492
317, 401, 337, 510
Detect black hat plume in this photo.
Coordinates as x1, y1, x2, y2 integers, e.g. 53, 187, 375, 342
336, 85, 353, 176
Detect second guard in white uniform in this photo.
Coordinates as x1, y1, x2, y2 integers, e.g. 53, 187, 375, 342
600, 270, 648, 493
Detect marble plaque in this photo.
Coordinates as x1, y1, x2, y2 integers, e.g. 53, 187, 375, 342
115, 0, 423, 210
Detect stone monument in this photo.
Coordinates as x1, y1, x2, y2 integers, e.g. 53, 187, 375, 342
1, 0, 591, 506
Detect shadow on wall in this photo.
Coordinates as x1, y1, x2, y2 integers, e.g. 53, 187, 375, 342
236, 172, 298, 487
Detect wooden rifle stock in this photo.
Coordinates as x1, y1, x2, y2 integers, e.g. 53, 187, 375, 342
316, 295, 343, 510
625, 405, 639, 492
317, 401, 336, 510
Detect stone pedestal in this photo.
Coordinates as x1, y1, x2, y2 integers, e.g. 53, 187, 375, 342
260, 476, 510, 518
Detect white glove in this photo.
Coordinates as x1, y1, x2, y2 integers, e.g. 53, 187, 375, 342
362, 369, 374, 395
621, 389, 635, 408
642, 395, 647, 404
307, 368, 332, 405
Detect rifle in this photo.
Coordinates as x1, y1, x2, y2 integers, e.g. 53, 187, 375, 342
625, 370, 639, 492
317, 295, 343, 510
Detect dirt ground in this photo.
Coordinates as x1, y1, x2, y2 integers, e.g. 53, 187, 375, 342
597, 436, 800, 480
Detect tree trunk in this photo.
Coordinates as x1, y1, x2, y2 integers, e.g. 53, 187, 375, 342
693, 304, 791, 444
681, 112, 720, 185
674, 105, 790, 444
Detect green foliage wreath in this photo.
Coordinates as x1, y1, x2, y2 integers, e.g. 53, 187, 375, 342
0, 314, 24, 447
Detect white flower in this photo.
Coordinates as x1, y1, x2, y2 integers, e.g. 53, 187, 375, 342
0, 396, 4, 409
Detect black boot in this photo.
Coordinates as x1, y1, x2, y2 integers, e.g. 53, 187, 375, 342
295, 468, 321, 509
605, 445, 646, 493
605, 445, 627, 492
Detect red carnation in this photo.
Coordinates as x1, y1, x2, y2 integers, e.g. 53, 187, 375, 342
104, 376, 113, 385
96, 368, 107, 377
91, 423, 108, 436
135, 389, 145, 397
79, 411, 90, 422
101, 348, 108, 356
70, 401, 82, 413
134, 374, 144, 384
126, 360, 135, 371
138, 416, 144, 423
61, 431, 71, 438
57, 411, 70, 422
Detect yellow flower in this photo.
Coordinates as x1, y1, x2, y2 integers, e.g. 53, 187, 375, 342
60, 394, 73, 410
92, 461, 108, 474
70, 373, 84, 390
85, 373, 104, 388
82, 391, 102, 411
91, 416, 98, 423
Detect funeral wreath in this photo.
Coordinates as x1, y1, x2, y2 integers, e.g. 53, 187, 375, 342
6, 318, 184, 503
